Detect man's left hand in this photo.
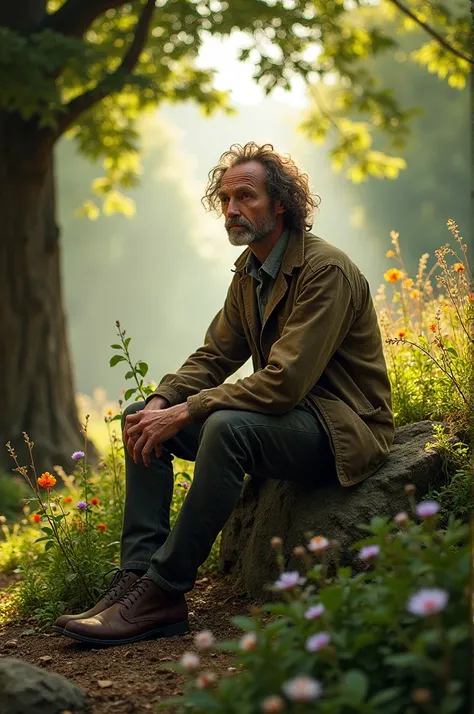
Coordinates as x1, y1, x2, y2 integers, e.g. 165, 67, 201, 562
125, 404, 191, 468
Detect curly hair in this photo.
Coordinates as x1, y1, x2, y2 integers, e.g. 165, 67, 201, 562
202, 142, 320, 234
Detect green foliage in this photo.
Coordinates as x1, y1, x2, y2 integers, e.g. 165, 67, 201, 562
160, 506, 469, 714
0, 472, 28, 523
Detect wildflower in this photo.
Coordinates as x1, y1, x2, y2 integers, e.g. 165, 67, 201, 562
274, 571, 306, 590
106, 409, 113, 416
63, 496, 73, 503
407, 588, 448, 617
38, 472, 56, 489
32, 514, 41, 523
307, 536, 329, 553
90, 497, 100, 506
306, 632, 331, 652
239, 632, 258, 651
0, 516, 6, 524
72, 451, 85, 460
97, 523, 107, 532
394, 511, 408, 526
194, 630, 215, 651
404, 483, 416, 494
384, 268, 403, 284
397, 329, 407, 338
359, 545, 380, 561
195, 671, 217, 689
282, 675, 322, 702
293, 545, 306, 558
271, 536, 282, 548
76, 501, 89, 510
429, 323, 437, 332
180, 652, 200, 673
453, 262, 464, 273
402, 278, 414, 289
385, 250, 395, 258
416, 500, 439, 518
304, 604, 325, 620
179, 482, 190, 490
261, 695, 285, 712
410, 289, 420, 299
468, 293, 474, 304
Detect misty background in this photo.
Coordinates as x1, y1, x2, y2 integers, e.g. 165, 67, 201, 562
58, 34, 470, 404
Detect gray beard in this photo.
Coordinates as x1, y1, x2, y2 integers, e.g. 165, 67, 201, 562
226, 215, 276, 247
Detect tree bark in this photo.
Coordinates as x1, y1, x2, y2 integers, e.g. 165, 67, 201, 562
0, 113, 98, 478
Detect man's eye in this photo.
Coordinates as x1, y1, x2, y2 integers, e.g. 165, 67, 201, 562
220, 196, 229, 203
240, 193, 251, 199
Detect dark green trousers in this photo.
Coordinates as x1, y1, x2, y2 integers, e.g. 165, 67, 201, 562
120, 401, 336, 594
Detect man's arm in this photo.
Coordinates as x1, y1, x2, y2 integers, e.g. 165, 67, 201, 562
146, 278, 251, 408
186, 264, 355, 421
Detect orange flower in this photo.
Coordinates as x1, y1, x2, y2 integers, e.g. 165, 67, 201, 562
32, 514, 41, 523
410, 289, 420, 299
38, 472, 56, 489
386, 250, 395, 258
468, 294, 474, 304
453, 263, 464, 273
429, 323, 437, 333
91, 497, 99, 506
384, 268, 403, 284
97, 523, 107, 532
63, 495, 73, 503
397, 329, 407, 338
106, 409, 113, 416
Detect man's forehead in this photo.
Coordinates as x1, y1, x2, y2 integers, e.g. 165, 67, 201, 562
220, 162, 265, 191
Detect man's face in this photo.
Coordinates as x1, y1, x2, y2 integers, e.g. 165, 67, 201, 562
218, 161, 283, 246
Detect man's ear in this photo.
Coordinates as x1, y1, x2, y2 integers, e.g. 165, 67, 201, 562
274, 199, 285, 217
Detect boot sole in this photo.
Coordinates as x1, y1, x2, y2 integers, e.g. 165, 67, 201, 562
53, 619, 190, 646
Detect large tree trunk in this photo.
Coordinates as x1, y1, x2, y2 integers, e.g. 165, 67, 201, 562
0, 113, 98, 478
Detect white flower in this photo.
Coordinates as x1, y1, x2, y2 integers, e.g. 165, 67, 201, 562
307, 536, 329, 553
261, 695, 285, 712
359, 545, 380, 561
416, 501, 440, 518
239, 632, 258, 651
394, 511, 408, 525
282, 675, 322, 701
194, 630, 216, 651
180, 652, 200, 672
274, 571, 306, 590
195, 671, 217, 689
306, 632, 331, 652
304, 604, 325, 620
271, 536, 282, 548
407, 588, 449, 617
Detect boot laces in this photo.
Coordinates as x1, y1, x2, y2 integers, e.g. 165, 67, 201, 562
118, 577, 153, 610
101, 568, 134, 603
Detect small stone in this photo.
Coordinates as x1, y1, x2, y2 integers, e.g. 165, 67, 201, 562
38, 655, 53, 663
159, 656, 173, 662
227, 667, 236, 672
4, 641, 18, 648
124, 650, 133, 658
97, 679, 113, 688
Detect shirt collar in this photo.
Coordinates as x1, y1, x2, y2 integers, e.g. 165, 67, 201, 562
245, 228, 290, 279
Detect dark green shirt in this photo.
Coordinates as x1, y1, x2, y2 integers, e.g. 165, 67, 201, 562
245, 228, 290, 326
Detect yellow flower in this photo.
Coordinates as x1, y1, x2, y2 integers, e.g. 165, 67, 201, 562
38, 472, 56, 489
397, 329, 407, 338
410, 289, 421, 299
386, 250, 395, 258
384, 268, 403, 284
453, 262, 465, 273
106, 409, 113, 416
402, 278, 414, 289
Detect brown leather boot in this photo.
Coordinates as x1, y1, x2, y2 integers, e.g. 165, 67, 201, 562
60, 576, 189, 646
52, 569, 140, 633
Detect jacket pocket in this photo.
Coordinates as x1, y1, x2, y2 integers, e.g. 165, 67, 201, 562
356, 403, 382, 418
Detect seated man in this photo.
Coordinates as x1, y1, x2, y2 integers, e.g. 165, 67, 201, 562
54, 141, 394, 646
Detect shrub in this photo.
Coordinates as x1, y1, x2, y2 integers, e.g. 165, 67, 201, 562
161, 490, 470, 714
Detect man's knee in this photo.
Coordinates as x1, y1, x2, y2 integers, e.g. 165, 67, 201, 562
121, 400, 146, 429
199, 409, 246, 445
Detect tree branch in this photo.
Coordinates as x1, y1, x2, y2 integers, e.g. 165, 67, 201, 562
55, 0, 156, 138
38, 0, 128, 38
387, 0, 473, 64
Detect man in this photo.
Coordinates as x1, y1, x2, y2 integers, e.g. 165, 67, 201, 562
54, 142, 394, 646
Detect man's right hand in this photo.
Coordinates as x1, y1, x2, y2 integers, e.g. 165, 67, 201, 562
123, 396, 170, 461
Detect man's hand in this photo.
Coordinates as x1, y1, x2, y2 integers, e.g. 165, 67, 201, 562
124, 400, 192, 468
123, 396, 169, 464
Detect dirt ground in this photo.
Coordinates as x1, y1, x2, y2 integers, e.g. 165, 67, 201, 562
0, 574, 257, 714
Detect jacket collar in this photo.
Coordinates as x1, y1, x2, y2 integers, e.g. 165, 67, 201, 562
232, 227, 305, 276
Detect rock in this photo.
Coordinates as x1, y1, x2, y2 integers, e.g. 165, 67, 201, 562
220, 420, 447, 599
0, 658, 88, 714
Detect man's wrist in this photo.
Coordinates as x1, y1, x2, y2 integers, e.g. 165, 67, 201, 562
171, 402, 192, 428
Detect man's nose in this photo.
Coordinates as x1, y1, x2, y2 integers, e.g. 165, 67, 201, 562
227, 198, 240, 217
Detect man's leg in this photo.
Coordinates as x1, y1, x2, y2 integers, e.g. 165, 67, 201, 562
147, 405, 336, 594
120, 400, 202, 573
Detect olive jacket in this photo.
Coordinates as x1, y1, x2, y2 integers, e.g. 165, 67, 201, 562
149, 229, 395, 487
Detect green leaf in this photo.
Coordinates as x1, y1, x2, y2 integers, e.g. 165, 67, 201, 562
40, 527, 53, 535
124, 371, 134, 380
45, 540, 55, 551
231, 616, 256, 631
369, 688, 402, 706
124, 388, 136, 400
109, 355, 126, 367
343, 670, 369, 702
137, 361, 148, 377
320, 585, 345, 610
111, 344, 122, 349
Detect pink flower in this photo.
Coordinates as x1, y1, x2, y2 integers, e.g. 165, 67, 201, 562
274, 571, 306, 590
359, 545, 380, 561
306, 632, 331, 652
195, 671, 217, 689
304, 604, 325, 620
194, 630, 215, 651
239, 632, 258, 651
282, 675, 322, 701
307, 536, 329, 553
261, 695, 285, 712
394, 511, 409, 526
416, 501, 440, 518
180, 652, 200, 672
407, 588, 448, 616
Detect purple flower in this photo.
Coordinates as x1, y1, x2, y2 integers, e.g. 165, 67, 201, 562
72, 451, 85, 460
416, 501, 440, 518
304, 604, 325, 620
306, 632, 331, 652
179, 481, 190, 490
274, 571, 306, 591
359, 545, 380, 561
76, 501, 89, 510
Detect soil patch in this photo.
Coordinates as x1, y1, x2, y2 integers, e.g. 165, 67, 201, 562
0, 575, 257, 714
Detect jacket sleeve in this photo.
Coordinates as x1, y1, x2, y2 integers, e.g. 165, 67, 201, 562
146, 277, 251, 407
186, 264, 355, 420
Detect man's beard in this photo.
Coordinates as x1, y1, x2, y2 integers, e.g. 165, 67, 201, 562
226, 214, 277, 246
